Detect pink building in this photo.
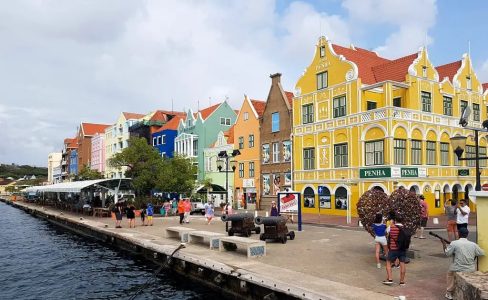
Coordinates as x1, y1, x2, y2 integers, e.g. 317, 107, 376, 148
90, 133, 105, 174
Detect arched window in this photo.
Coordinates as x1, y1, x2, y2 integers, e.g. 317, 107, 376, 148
304, 187, 315, 208
372, 186, 384, 192
318, 186, 331, 209
335, 187, 348, 210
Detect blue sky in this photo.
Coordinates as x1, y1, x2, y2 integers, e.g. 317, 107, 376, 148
0, 0, 487, 167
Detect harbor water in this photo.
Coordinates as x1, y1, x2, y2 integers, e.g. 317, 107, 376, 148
0, 202, 219, 299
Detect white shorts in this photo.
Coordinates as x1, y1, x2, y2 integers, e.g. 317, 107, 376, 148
375, 235, 387, 246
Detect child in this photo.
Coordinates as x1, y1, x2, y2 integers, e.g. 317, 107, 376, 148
204, 201, 215, 225
183, 198, 191, 223
146, 203, 154, 226
373, 213, 388, 269
270, 201, 279, 216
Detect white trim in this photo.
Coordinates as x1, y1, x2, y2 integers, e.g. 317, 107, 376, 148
424, 128, 438, 141
407, 184, 420, 194
361, 124, 387, 141
442, 183, 451, 193
332, 184, 351, 196
368, 183, 389, 194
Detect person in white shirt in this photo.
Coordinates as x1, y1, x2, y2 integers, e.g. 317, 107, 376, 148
441, 227, 484, 299
456, 199, 470, 232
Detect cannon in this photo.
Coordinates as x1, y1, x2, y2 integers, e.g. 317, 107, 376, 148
221, 213, 261, 237
255, 216, 295, 244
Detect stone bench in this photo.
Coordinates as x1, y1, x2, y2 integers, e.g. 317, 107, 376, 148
219, 236, 266, 258
165, 226, 195, 243
188, 230, 225, 249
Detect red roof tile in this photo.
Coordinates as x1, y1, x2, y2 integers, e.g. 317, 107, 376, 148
284, 91, 294, 107
225, 125, 235, 144
199, 103, 221, 120
81, 123, 110, 136
372, 53, 418, 83
250, 99, 266, 117
64, 137, 78, 148
332, 44, 391, 84
436, 61, 462, 82
122, 112, 145, 120
154, 115, 185, 133
483, 83, 488, 92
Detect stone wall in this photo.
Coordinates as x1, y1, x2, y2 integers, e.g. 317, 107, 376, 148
454, 272, 488, 300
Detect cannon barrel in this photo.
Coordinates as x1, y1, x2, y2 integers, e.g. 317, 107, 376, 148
255, 216, 287, 225
221, 213, 255, 222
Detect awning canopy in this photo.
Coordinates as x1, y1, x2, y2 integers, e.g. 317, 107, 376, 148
23, 179, 133, 194
195, 184, 226, 194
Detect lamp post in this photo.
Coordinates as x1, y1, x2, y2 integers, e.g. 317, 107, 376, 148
217, 149, 241, 230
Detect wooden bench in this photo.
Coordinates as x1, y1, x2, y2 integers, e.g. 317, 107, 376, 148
219, 236, 266, 258
188, 231, 225, 249
165, 226, 195, 243
93, 207, 110, 217
280, 211, 298, 224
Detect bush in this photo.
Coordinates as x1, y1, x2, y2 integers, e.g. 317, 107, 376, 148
389, 189, 422, 232
357, 189, 390, 237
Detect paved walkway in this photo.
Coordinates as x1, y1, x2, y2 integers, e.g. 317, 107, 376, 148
11, 201, 479, 300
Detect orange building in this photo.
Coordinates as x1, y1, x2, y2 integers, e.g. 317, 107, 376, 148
233, 96, 265, 210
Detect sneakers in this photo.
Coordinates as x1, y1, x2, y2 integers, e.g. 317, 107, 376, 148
393, 264, 400, 269
399, 282, 406, 286
445, 292, 453, 299
382, 279, 394, 285
377, 263, 381, 269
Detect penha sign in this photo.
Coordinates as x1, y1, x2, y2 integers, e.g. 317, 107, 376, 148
360, 167, 391, 178
360, 167, 427, 179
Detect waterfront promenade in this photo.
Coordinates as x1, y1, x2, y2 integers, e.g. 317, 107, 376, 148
6, 200, 462, 299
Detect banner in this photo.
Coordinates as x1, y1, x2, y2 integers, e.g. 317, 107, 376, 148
278, 192, 299, 212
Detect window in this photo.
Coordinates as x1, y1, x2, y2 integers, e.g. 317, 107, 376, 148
152, 137, 157, 146
411, 140, 422, 165
225, 118, 231, 125
421, 91, 431, 112
466, 145, 476, 167
238, 137, 244, 149
304, 187, 315, 208
248, 134, 254, 148
206, 157, 212, 172
249, 162, 255, 177
262, 144, 270, 163
238, 163, 244, 178
460, 100, 468, 116
422, 66, 427, 77
320, 46, 325, 58
393, 97, 402, 108
192, 140, 198, 157
394, 139, 406, 165
272, 142, 279, 163
367, 101, 377, 110
443, 96, 452, 116
481, 147, 487, 167
317, 71, 328, 90
365, 140, 384, 166
157, 136, 162, 145
271, 112, 280, 132
162, 152, 166, 158
473, 103, 480, 121
426, 141, 436, 165
303, 148, 315, 170
333, 95, 346, 118
244, 112, 249, 121
335, 187, 347, 210
467, 76, 472, 90
440, 142, 450, 166
334, 143, 348, 168
302, 104, 314, 124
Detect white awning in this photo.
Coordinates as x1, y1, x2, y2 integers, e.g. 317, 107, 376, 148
23, 179, 116, 193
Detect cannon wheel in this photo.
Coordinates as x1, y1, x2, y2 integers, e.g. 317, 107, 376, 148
260, 233, 265, 241
281, 235, 287, 244
228, 229, 234, 236
245, 229, 252, 237
288, 231, 295, 240
254, 227, 261, 234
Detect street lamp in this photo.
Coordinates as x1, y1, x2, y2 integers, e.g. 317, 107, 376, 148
217, 149, 240, 231
449, 107, 488, 191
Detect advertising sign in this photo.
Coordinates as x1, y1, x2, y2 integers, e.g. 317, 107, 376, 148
283, 140, 291, 162
263, 175, 270, 195
262, 144, 270, 163
277, 192, 302, 231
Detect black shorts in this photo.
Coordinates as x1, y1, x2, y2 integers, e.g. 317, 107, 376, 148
456, 223, 468, 230
387, 250, 407, 263
420, 217, 428, 227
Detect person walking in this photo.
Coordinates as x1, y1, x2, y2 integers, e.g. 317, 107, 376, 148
383, 215, 407, 286
126, 204, 136, 228
146, 203, 154, 226
164, 200, 171, 217
140, 204, 146, 226
441, 227, 484, 299
177, 199, 185, 224
373, 213, 388, 269
172, 198, 177, 215
414, 195, 428, 239
183, 199, 191, 223
204, 201, 214, 225
456, 199, 470, 232
270, 201, 279, 216
444, 199, 458, 241
113, 203, 123, 228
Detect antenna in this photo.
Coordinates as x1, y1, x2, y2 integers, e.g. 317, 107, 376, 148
468, 40, 471, 75
197, 100, 200, 111
171, 98, 174, 113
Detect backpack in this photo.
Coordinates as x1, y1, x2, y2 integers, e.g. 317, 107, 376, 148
396, 226, 412, 251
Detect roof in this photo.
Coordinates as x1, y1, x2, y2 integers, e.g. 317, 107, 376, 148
284, 91, 294, 107
224, 125, 235, 144
64, 138, 78, 149
436, 61, 462, 82
371, 53, 418, 83
154, 115, 185, 133
81, 123, 110, 136
483, 83, 488, 92
199, 103, 221, 120
122, 112, 145, 120
332, 44, 391, 84
250, 99, 266, 117
23, 179, 132, 193
0, 179, 13, 185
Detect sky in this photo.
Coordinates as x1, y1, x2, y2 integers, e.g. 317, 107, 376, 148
1, 0, 487, 167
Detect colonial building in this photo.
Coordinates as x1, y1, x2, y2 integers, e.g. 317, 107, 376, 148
105, 112, 145, 178
174, 102, 237, 181
233, 96, 265, 210
90, 133, 105, 174
77, 123, 110, 172
61, 137, 77, 181
152, 115, 185, 158
292, 36, 488, 217
129, 110, 184, 145
260, 73, 294, 212
47, 152, 62, 184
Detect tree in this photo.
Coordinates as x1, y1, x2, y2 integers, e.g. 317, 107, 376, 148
109, 137, 164, 196
75, 165, 104, 181
157, 155, 197, 197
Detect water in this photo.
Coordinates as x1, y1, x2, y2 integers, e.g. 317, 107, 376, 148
0, 202, 219, 300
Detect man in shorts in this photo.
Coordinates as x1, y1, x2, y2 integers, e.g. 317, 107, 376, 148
456, 199, 470, 231
444, 199, 458, 241
383, 216, 407, 286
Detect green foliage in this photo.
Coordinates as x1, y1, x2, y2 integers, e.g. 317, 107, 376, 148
157, 155, 197, 197
74, 165, 104, 181
0, 163, 47, 179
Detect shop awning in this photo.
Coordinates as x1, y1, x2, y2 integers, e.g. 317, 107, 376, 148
195, 184, 226, 194
23, 179, 133, 194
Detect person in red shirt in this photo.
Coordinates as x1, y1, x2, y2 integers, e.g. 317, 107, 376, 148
183, 198, 192, 223
177, 199, 185, 224
415, 195, 429, 239
383, 216, 407, 286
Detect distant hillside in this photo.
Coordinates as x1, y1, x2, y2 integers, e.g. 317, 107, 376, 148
0, 164, 48, 179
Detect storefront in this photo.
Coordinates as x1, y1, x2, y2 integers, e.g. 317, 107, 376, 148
242, 179, 257, 210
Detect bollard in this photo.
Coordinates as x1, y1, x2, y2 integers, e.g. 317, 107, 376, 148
266, 211, 269, 217
254, 211, 258, 217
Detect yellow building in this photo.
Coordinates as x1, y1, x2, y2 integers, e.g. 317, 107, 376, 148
292, 36, 488, 217
233, 96, 266, 210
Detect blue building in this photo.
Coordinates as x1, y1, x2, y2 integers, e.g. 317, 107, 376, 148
152, 115, 184, 158
69, 149, 78, 175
